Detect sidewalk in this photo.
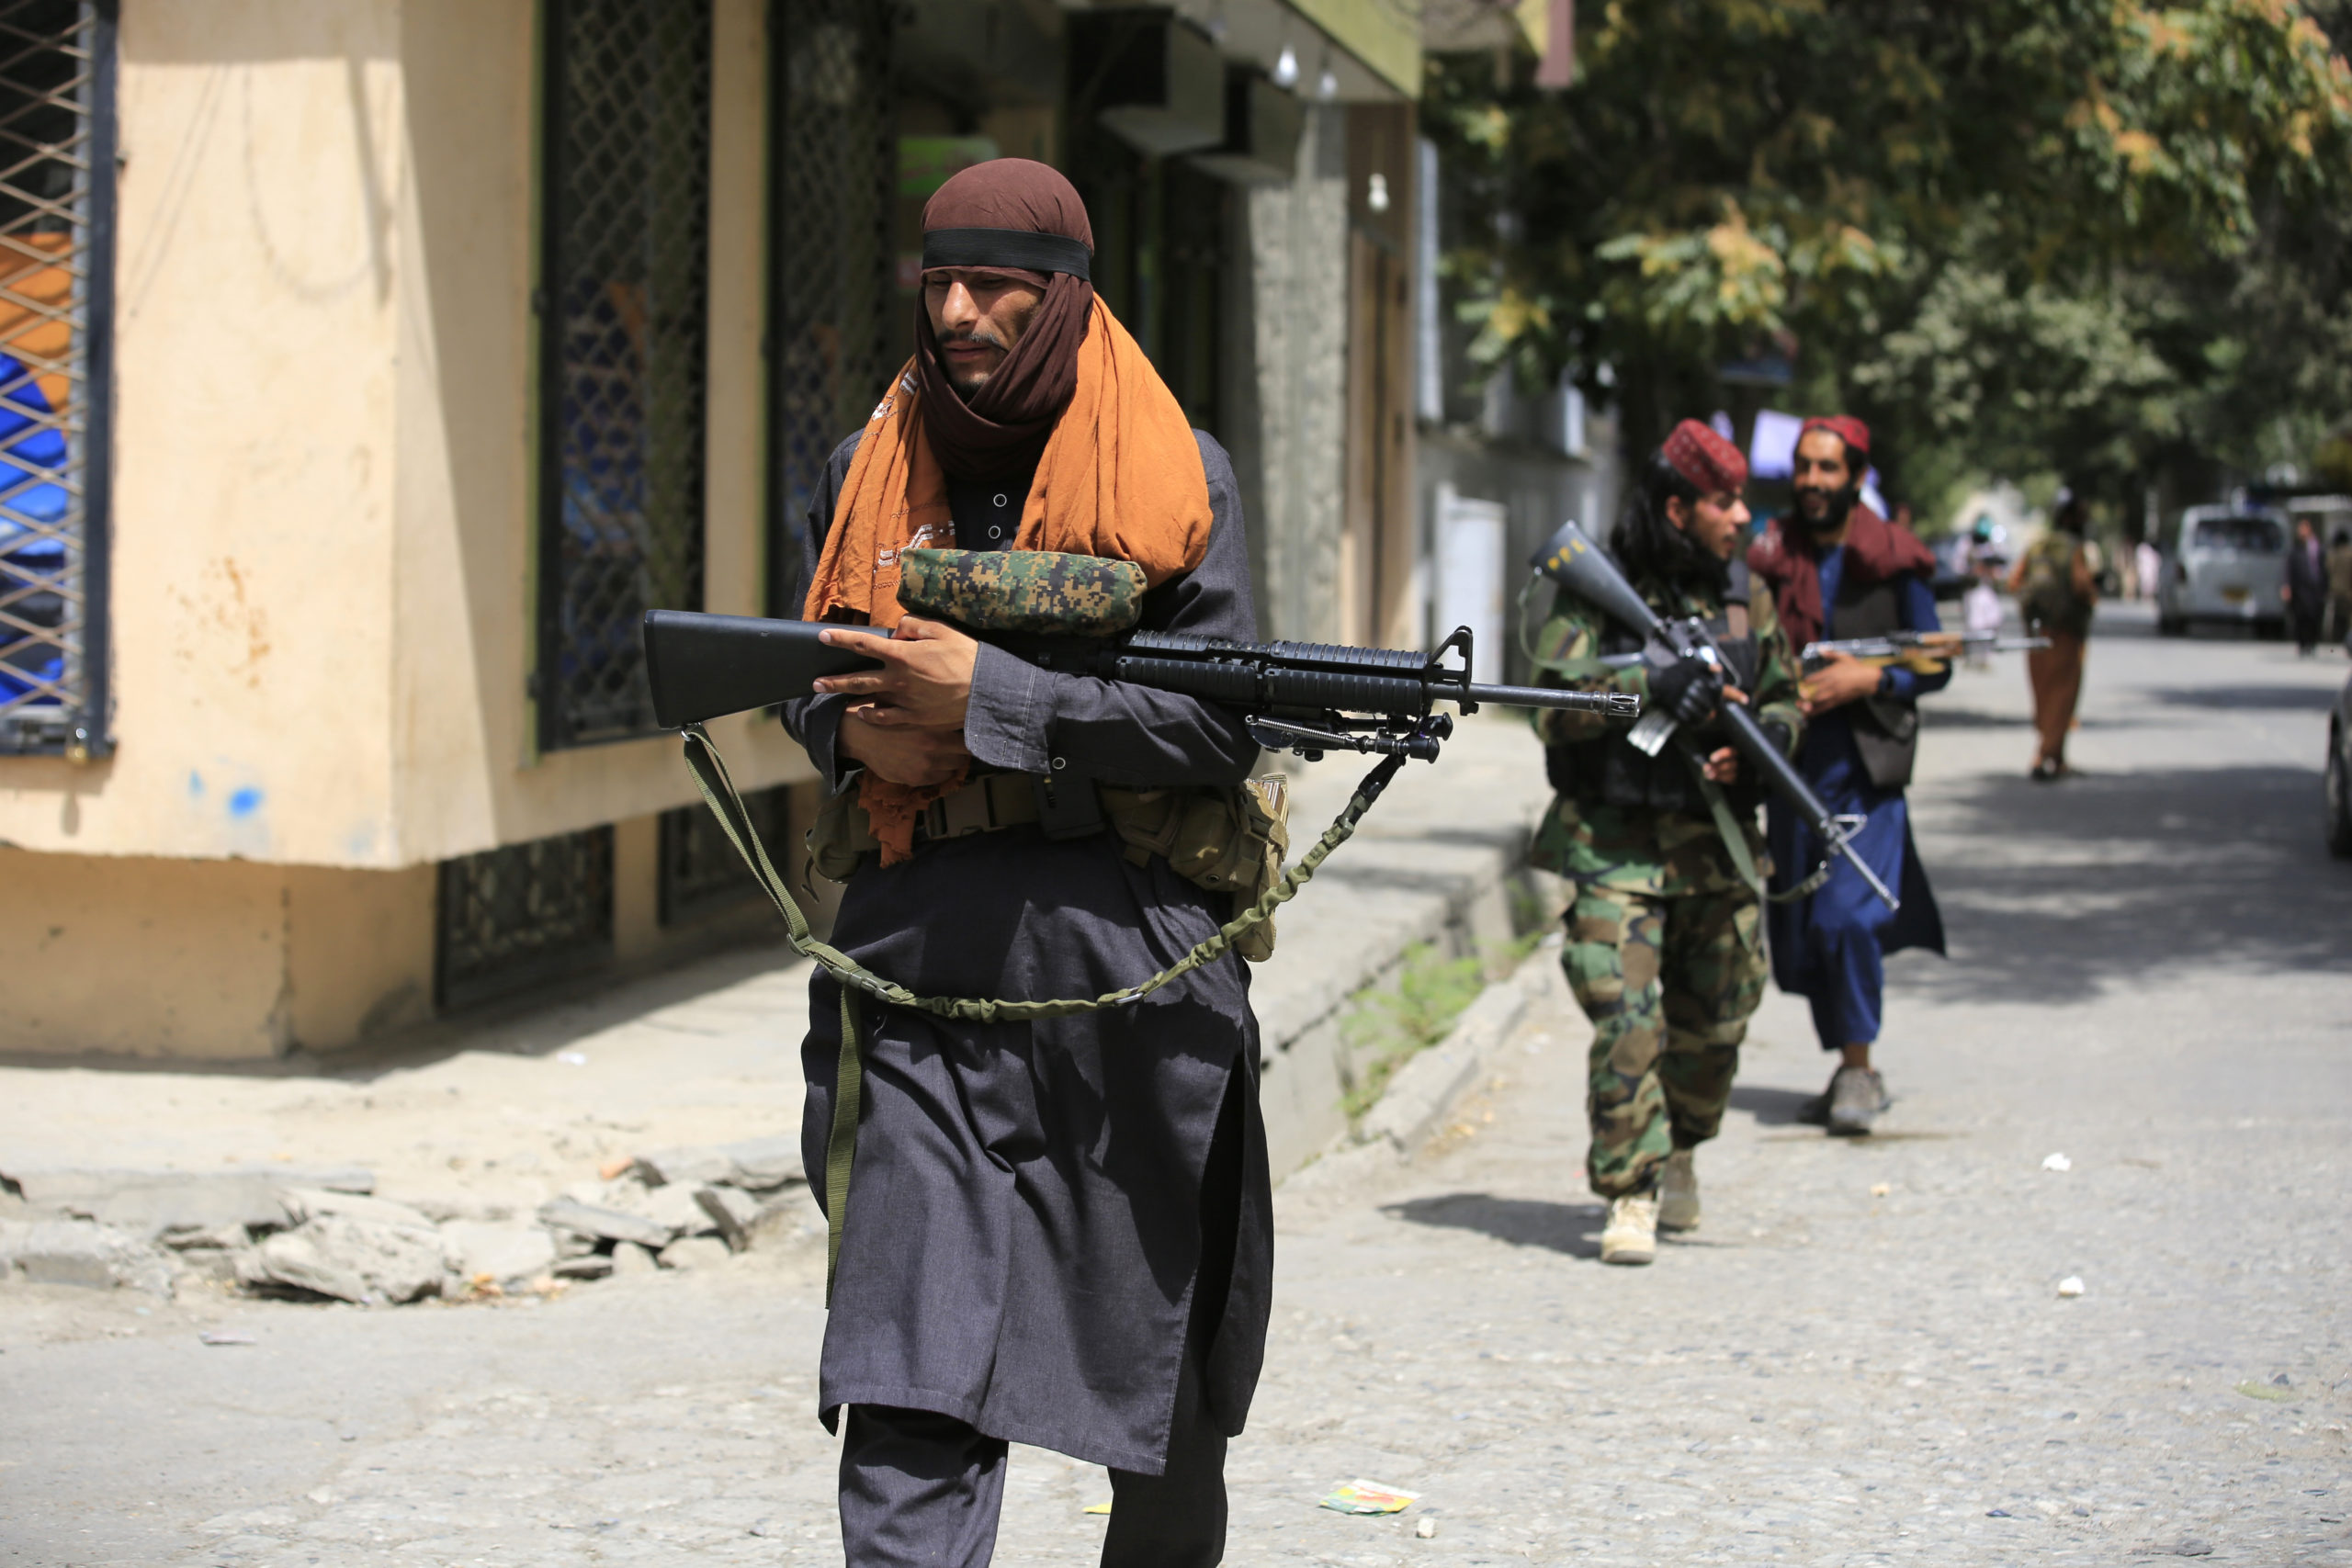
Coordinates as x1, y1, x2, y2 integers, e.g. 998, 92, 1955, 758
0, 709, 1559, 1284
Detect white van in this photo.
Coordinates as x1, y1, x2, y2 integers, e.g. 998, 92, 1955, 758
2157, 504, 2289, 637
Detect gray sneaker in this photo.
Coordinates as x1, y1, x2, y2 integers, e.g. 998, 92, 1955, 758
1826, 1066, 1890, 1135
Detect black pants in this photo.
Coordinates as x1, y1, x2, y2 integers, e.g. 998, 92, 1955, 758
836, 1067, 1246, 1567
837, 1356, 1228, 1567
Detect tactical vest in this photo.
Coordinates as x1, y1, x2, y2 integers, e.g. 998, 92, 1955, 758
1824, 570, 1921, 790
1546, 560, 1764, 815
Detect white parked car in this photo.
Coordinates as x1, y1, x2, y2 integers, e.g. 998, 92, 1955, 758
2156, 504, 2288, 637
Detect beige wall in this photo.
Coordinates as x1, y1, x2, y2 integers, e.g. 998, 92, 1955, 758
0, 847, 435, 1059
0, 0, 811, 873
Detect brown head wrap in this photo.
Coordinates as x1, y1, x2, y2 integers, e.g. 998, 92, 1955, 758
914, 160, 1096, 479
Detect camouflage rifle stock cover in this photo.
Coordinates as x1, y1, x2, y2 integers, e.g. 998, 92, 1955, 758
897, 548, 1148, 637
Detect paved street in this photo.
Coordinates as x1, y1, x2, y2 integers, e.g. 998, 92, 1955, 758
5, 604, 2349, 1566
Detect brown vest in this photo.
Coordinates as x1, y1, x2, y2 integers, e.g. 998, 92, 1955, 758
1830, 570, 1921, 790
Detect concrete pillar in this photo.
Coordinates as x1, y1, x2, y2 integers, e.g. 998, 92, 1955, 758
1241, 106, 1350, 645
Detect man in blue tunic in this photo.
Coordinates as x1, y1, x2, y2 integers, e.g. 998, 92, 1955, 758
1748, 416, 1947, 1134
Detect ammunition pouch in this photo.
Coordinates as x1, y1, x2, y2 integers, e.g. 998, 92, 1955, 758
1099, 777, 1292, 962
804, 771, 1294, 963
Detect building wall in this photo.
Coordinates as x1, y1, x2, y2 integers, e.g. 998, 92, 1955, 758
0, 1, 815, 1058
1419, 421, 1623, 684
0, 846, 435, 1059
0, 0, 812, 873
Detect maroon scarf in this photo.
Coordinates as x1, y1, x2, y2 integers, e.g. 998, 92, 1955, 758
1748, 504, 1938, 651
912, 161, 1097, 479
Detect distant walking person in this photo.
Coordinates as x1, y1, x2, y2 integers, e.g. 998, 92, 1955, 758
2134, 536, 2163, 603
1749, 416, 1948, 1136
2326, 526, 2352, 647
2284, 514, 2327, 654
2008, 499, 2098, 780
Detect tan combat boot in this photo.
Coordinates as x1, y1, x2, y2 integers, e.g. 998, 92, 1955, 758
1658, 1148, 1700, 1233
1599, 1191, 1658, 1265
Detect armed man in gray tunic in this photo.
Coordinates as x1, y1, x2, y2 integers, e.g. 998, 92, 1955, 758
780, 159, 1268, 1566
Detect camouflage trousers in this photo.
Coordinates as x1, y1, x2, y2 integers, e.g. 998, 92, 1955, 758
1559, 883, 1766, 1200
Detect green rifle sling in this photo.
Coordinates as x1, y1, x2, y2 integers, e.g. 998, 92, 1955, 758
675, 725, 1406, 1304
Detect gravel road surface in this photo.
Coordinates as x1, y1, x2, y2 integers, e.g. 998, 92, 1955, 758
4, 604, 2346, 1567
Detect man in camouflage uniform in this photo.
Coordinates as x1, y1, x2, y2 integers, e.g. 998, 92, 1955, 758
1528, 420, 1804, 1265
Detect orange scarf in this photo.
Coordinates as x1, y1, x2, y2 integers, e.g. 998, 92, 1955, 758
804, 297, 1213, 864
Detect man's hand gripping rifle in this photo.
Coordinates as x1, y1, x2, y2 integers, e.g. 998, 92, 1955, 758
1531, 521, 1899, 912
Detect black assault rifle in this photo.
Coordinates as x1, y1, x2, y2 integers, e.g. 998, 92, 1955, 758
1530, 520, 1899, 911
642, 611, 1639, 766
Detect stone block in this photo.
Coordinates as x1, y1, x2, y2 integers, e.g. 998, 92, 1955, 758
638, 1180, 718, 1240
658, 1235, 730, 1270
0, 1219, 173, 1294
695, 1185, 761, 1251
537, 1197, 671, 1250
437, 1222, 558, 1287
276, 1188, 435, 1231
245, 1214, 443, 1304
632, 1135, 804, 1191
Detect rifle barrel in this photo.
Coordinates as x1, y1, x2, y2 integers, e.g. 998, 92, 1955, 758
1463, 681, 1641, 718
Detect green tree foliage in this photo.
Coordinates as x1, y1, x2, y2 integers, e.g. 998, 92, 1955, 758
1428, 1, 2352, 506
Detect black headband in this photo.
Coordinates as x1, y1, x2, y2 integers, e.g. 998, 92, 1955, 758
921, 227, 1092, 280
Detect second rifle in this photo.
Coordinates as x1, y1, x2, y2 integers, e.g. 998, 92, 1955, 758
1528, 520, 1900, 912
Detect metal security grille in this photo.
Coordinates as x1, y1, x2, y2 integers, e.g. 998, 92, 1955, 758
659, 784, 789, 924
0, 1, 113, 758
537, 0, 712, 748
766, 0, 892, 615
435, 827, 615, 1010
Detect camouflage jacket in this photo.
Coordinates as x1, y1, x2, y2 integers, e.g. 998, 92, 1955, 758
1525, 567, 1804, 897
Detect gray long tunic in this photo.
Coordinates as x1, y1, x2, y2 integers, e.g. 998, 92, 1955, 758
781, 430, 1273, 1476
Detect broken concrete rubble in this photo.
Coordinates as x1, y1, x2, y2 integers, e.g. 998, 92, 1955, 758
695, 1185, 761, 1251
438, 1222, 558, 1287
0, 1158, 806, 1308
0, 1218, 174, 1294
658, 1236, 730, 1270
640, 1180, 719, 1240
0, 1166, 375, 1236
536, 1197, 672, 1251
276, 1188, 436, 1231
159, 1224, 254, 1282
243, 1214, 444, 1305
631, 1135, 803, 1191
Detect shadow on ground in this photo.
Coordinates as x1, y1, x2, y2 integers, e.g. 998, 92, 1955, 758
1728, 1084, 1823, 1126
2151, 684, 2342, 712
1901, 762, 2352, 1006
1380, 1193, 1605, 1259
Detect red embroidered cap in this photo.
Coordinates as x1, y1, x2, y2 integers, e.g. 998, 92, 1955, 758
1662, 418, 1747, 494
1799, 414, 1871, 463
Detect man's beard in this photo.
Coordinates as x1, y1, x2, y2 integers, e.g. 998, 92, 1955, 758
938, 327, 1012, 398
1795, 482, 1860, 535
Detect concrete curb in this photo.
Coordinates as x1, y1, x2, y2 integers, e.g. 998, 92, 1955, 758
1353, 942, 1555, 1156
